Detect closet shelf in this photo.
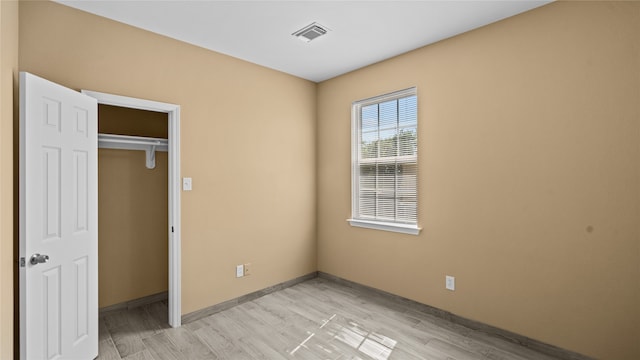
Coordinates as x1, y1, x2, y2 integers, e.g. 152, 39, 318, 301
98, 133, 168, 169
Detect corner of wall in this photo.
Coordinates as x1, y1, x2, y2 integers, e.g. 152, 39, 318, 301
313, 81, 321, 271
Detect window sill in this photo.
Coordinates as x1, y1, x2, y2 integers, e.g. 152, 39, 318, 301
347, 219, 421, 235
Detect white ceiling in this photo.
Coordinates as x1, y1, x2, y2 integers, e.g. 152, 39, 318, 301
55, 1, 552, 83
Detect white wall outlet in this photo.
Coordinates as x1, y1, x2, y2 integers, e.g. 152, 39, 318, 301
244, 263, 252, 276
236, 264, 244, 278
445, 275, 455, 291
182, 177, 192, 191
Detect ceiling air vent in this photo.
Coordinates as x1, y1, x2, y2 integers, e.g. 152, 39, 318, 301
292, 22, 329, 43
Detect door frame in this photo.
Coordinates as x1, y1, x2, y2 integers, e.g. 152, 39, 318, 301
81, 90, 182, 328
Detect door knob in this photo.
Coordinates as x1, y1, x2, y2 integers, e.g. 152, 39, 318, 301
30, 253, 49, 265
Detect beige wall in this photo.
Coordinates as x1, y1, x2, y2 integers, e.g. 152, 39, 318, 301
99, 104, 168, 138
317, 2, 640, 360
18, 0, 317, 318
0, 1, 18, 358
98, 105, 169, 308
98, 149, 168, 307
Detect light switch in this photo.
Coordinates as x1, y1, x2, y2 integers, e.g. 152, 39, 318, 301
182, 177, 192, 191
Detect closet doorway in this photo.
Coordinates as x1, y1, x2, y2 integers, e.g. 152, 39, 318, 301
82, 90, 181, 328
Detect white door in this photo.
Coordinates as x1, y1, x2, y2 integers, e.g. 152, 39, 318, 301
19, 72, 98, 360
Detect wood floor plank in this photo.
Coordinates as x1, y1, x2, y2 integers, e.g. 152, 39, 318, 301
100, 278, 567, 360
126, 307, 165, 340
141, 332, 182, 360
233, 307, 295, 353
109, 324, 147, 358
425, 338, 491, 360
122, 349, 156, 360
144, 301, 169, 327
97, 338, 122, 360
235, 336, 290, 360
182, 317, 210, 333
467, 329, 560, 360
388, 347, 427, 360
164, 326, 216, 360
99, 318, 113, 343
193, 325, 251, 359
103, 309, 131, 331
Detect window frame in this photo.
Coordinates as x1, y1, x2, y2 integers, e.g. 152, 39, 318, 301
348, 87, 421, 235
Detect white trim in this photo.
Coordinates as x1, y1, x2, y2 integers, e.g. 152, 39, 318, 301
168, 105, 181, 328
352, 87, 417, 107
82, 90, 182, 328
81, 90, 178, 113
351, 87, 419, 231
348, 219, 421, 235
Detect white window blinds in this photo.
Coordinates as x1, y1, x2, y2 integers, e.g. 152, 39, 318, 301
350, 88, 419, 234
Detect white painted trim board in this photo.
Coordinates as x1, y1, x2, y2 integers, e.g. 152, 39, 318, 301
82, 90, 182, 328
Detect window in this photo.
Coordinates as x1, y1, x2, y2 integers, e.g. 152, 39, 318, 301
349, 88, 420, 235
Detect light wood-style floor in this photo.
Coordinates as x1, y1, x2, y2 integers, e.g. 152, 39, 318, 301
97, 278, 561, 360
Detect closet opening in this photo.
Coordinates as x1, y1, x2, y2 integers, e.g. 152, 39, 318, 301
82, 90, 182, 328
97, 105, 169, 317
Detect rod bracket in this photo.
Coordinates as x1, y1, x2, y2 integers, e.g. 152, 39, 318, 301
146, 145, 157, 169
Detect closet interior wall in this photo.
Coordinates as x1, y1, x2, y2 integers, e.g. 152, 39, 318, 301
98, 104, 169, 308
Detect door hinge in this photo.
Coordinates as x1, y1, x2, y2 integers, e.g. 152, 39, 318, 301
19, 257, 25, 268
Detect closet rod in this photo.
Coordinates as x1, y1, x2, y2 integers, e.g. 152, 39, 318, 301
98, 133, 168, 169
98, 133, 168, 148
